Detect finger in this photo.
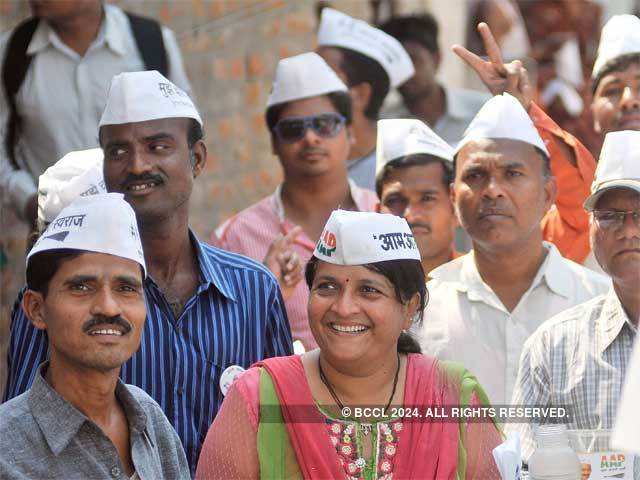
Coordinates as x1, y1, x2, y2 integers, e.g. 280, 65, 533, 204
282, 225, 303, 245
452, 44, 487, 72
477, 23, 506, 74
505, 61, 521, 93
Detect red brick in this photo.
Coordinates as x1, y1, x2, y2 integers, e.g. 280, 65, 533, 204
245, 82, 261, 107
217, 118, 233, 139
229, 58, 245, 80
247, 54, 266, 78
212, 58, 226, 80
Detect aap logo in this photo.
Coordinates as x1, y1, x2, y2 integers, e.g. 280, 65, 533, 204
316, 230, 337, 257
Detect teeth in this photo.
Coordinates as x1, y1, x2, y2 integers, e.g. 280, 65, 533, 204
130, 182, 155, 191
331, 324, 368, 333
90, 329, 123, 336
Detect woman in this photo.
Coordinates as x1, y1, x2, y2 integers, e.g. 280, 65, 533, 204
196, 210, 502, 479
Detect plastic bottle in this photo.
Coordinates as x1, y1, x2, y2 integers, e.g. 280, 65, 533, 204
528, 425, 581, 480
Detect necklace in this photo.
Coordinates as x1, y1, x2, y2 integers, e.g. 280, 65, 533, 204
318, 353, 401, 433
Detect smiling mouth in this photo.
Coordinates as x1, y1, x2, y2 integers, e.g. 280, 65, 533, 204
329, 323, 369, 334
126, 180, 161, 193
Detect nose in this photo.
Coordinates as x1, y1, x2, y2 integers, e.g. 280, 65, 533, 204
302, 125, 322, 145
128, 145, 153, 176
403, 201, 424, 224
620, 86, 640, 112
329, 289, 361, 318
482, 174, 506, 200
90, 287, 123, 319
618, 212, 640, 240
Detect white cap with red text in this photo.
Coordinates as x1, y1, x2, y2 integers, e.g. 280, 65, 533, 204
313, 210, 421, 265
27, 193, 146, 276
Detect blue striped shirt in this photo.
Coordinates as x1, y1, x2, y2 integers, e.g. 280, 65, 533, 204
3, 235, 293, 475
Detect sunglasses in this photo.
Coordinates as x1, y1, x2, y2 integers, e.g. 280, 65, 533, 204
273, 113, 346, 143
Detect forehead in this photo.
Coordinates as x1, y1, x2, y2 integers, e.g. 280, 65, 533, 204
401, 40, 432, 60
315, 261, 389, 284
278, 95, 338, 118
52, 252, 142, 282
595, 187, 640, 209
382, 162, 447, 193
100, 118, 189, 144
596, 61, 640, 89
456, 138, 540, 169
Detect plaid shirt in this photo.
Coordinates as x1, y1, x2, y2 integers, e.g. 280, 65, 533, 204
509, 288, 636, 461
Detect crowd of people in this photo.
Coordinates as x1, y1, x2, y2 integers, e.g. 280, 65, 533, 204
1, 1, 639, 478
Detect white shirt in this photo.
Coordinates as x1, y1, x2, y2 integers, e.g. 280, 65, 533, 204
509, 288, 636, 460
0, 4, 191, 220
417, 243, 611, 404
347, 149, 376, 192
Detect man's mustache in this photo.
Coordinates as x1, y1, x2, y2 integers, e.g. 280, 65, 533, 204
82, 315, 132, 334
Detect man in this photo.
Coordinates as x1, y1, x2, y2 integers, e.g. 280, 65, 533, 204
0, 193, 190, 479
216, 52, 377, 351
4, 71, 293, 473
0, 0, 190, 225
456, 16, 640, 266
417, 93, 610, 404
379, 14, 491, 147
375, 118, 458, 276
316, 8, 414, 191
511, 130, 640, 462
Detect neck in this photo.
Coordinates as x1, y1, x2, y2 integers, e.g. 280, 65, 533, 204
319, 350, 400, 405
281, 171, 354, 218
48, 3, 104, 57
139, 211, 197, 285
46, 356, 120, 425
404, 84, 445, 128
348, 114, 377, 161
614, 281, 640, 326
423, 246, 455, 278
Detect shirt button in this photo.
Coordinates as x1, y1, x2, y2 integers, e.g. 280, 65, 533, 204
110, 466, 121, 477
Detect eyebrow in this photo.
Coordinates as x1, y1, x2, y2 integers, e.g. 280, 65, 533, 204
142, 132, 175, 143
63, 274, 97, 286
115, 275, 143, 289
502, 161, 526, 170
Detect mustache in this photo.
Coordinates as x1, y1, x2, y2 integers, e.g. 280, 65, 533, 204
122, 173, 163, 188
299, 147, 328, 157
82, 315, 132, 334
409, 222, 431, 233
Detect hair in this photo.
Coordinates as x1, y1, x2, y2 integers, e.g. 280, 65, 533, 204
453, 145, 551, 179
592, 53, 640, 95
337, 48, 390, 120
26, 250, 83, 297
187, 118, 204, 148
379, 14, 440, 55
375, 154, 453, 198
305, 256, 427, 354
265, 91, 353, 133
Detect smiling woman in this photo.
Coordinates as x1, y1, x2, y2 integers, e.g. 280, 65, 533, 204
196, 210, 503, 480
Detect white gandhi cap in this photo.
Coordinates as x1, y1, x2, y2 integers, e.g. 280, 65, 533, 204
317, 8, 414, 88
37, 148, 106, 231
27, 193, 146, 277
99, 70, 202, 127
592, 15, 640, 80
266, 52, 348, 108
455, 93, 549, 157
584, 130, 640, 210
376, 119, 453, 177
313, 210, 421, 265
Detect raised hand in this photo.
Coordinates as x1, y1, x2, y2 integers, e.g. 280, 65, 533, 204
452, 22, 533, 109
263, 226, 304, 301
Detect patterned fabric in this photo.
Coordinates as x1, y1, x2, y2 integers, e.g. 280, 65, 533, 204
215, 180, 378, 351
509, 288, 636, 461
3, 233, 293, 474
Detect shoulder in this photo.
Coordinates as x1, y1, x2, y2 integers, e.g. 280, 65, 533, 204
427, 255, 466, 286
198, 241, 278, 287
555, 254, 611, 293
215, 195, 275, 240
0, 391, 33, 435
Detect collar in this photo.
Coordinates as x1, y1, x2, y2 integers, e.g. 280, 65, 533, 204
28, 363, 148, 456
432, 242, 571, 307
188, 230, 237, 301
26, 6, 126, 57
597, 288, 636, 356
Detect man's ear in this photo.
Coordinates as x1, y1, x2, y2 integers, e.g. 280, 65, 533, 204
190, 140, 207, 178
22, 290, 47, 331
350, 82, 372, 115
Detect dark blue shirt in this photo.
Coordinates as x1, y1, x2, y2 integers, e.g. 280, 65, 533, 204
3, 235, 293, 475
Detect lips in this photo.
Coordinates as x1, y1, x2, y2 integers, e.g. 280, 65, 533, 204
329, 322, 370, 334
616, 248, 640, 256
618, 114, 640, 130
478, 210, 511, 220
125, 179, 162, 194
87, 324, 129, 337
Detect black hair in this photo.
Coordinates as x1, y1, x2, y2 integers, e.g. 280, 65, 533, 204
305, 256, 427, 354
379, 14, 440, 55
453, 145, 551, 179
592, 53, 640, 95
265, 91, 353, 132
187, 118, 204, 148
26, 250, 83, 297
338, 48, 390, 121
375, 154, 453, 198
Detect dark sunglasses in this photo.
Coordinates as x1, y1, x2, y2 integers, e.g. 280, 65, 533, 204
273, 113, 346, 143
